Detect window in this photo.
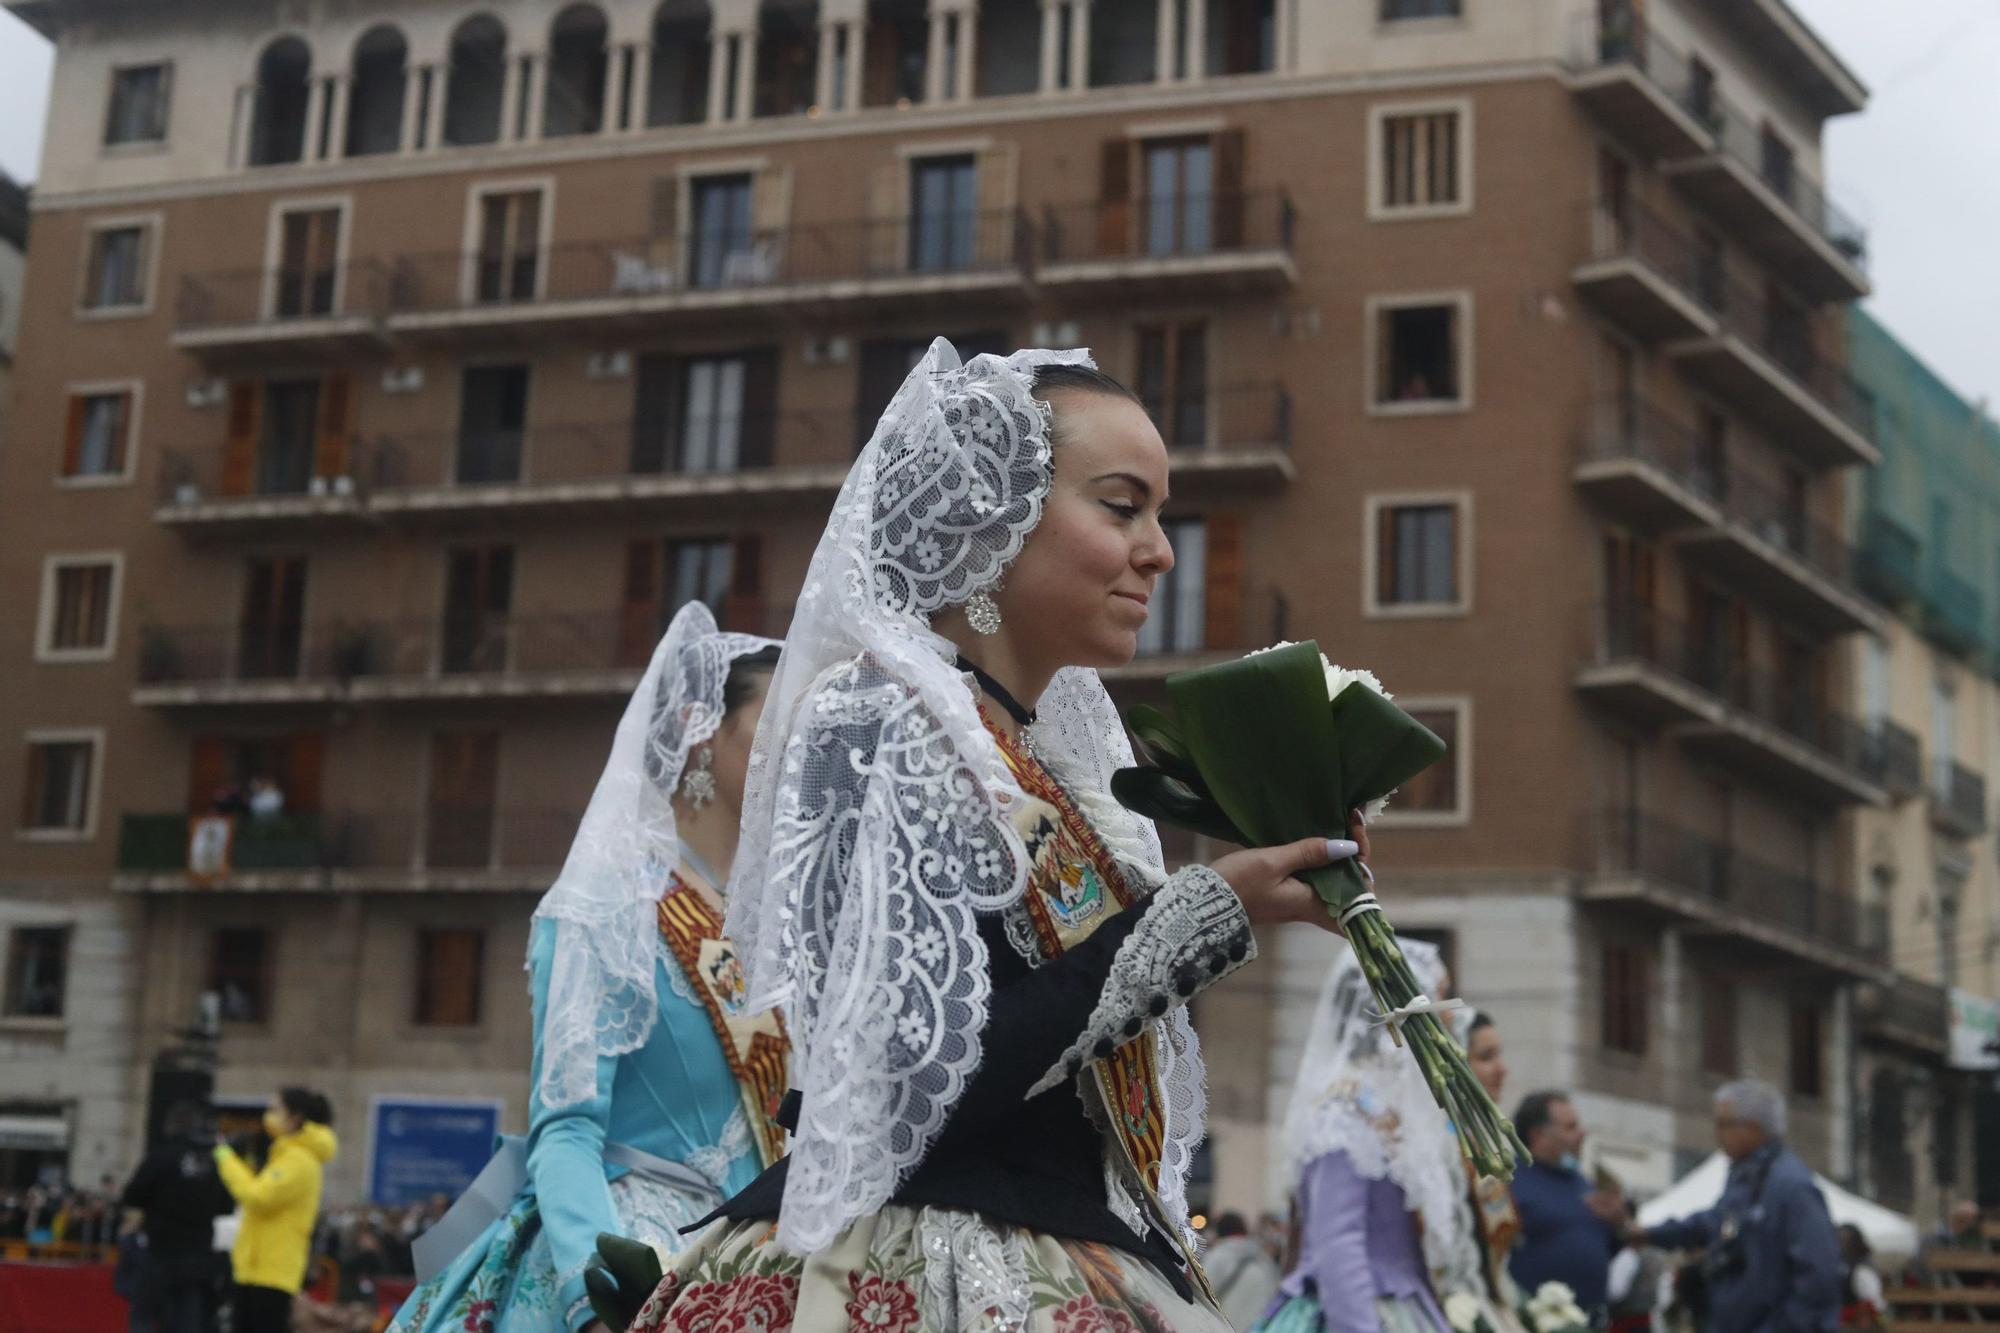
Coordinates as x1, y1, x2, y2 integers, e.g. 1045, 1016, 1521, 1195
238, 556, 307, 680
682, 357, 747, 472
414, 929, 485, 1026
255, 379, 324, 495
1933, 678, 1958, 786
344, 25, 409, 157
632, 350, 779, 473
81, 224, 150, 311
752, 0, 819, 119
1601, 941, 1649, 1057
104, 63, 172, 146
62, 389, 134, 481
1699, 974, 1738, 1075
20, 736, 98, 836
544, 4, 610, 136
1370, 295, 1470, 411
37, 557, 120, 661
443, 546, 515, 674
1371, 499, 1463, 612
863, 0, 930, 107
249, 37, 312, 166
1206, 0, 1277, 76
474, 187, 545, 303
1861, 636, 1888, 728
1137, 518, 1207, 656
910, 156, 979, 272
4, 928, 69, 1018
1373, 104, 1467, 216
426, 731, 499, 869
1687, 57, 1717, 127
1089, 0, 1160, 87
1381, 0, 1461, 18
1788, 1000, 1822, 1097
1136, 322, 1208, 450
457, 365, 529, 484
275, 207, 343, 318
1760, 124, 1796, 203
208, 928, 271, 1024
444, 15, 508, 146
1938, 868, 1966, 990
1143, 138, 1212, 257
689, 174, 754, 289
1383, 702, 1465, 822
670, 538, 735, 619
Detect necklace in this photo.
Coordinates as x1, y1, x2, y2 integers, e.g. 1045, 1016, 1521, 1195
957, 655, 1037, 754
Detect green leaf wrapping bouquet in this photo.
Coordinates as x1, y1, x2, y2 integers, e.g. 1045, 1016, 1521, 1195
1112, 640, 1527, 1178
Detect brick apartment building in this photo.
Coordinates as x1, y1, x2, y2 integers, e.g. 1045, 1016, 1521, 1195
0, 0, 1915, 1211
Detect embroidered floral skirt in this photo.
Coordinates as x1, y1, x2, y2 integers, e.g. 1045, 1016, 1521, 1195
631, 1205, 1237, 1333
388, 1174, 714, 1333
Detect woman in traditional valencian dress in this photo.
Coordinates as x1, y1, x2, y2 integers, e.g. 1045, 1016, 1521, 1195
391, 604, 788, 1333
589, 340, 1368, 1333
1454, 1013, 1526, 1333
1257, 939, 1467, 1333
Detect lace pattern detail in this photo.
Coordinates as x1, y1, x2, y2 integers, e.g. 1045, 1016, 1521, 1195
1026, 866, 1252, 1098
684, 1104, 752, 1193
917, 1207, 1035, 1333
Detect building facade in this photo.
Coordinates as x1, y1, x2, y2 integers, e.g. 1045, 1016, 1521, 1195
0, 0, 1891, 1208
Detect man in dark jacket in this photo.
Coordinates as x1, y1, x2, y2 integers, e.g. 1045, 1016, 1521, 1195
122, 1104, 235, 1333
1635, 1079, 1843, 1333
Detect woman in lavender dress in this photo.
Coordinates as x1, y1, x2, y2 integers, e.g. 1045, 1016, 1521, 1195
1257, 938, 1476, 1333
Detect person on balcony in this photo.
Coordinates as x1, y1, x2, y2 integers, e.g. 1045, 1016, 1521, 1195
389, 602, 785, 1333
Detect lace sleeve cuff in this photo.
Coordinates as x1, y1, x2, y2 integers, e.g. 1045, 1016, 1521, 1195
1026, 865, 1253, 1097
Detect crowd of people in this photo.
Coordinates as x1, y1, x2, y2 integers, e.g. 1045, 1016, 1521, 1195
0, 1176, 125, 1250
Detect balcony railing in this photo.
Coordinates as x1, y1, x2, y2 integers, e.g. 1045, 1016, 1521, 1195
1576, 395, 1726, 504
1701, 85, 1869, 273
1683, 268, 1876, 442
1039, 191, 1297, 266
1930, 759, 1989, 838
1861, 973, 1950, 1052
117, 808, 580, 878
137, 623, 311, 687
175, 260, 391, 333
1576, 200, 1724, 336
387, 209, 1033, 320
1592, 806, 1883, 958
1856, 510, 1922, 606
1566, 12, 1726, 136
157, 443, 375, 507
1861, 718, 1924, 800
1924, 567, 1984, 657
1705, 462, 1857, 588
1148, 382, 1293, 455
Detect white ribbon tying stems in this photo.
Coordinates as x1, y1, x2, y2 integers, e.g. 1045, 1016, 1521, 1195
1369, 993, 1470, 1048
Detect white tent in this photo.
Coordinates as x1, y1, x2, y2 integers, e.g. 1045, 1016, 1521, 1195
1636, 1151, 1921, 1268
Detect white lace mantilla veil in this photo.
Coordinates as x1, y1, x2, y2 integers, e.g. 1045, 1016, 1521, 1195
530, 601, 780, 1111
1276, 938, 1483, 1295
723, 337, 1203, 1255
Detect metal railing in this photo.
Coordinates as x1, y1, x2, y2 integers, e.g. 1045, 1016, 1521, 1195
176, 260, 391, 331
1703, 84, 1869, 270
1592, 806, 1882, 956
388, 208, 1032, 315
1856, 510, 1922, 604
1579, 199, 1724, 314
1576, 395, 1726, 503
1150, 382, 1293, 454
157, 443, 375, 505
1861, 718, 1923, 797
118, 807, 582, 875
1565, 11, 1726, 134
1702, 266, 1877, 439
1930, 759, 1988, 833
137, 623, 309, 686
1039, 190, 1296, 265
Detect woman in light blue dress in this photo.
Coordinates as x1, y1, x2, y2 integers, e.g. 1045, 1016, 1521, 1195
391, 604, 787, 1333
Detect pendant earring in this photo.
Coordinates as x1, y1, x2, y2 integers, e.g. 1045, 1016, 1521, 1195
680, 746, 718, 810
965, 590, 1003, 636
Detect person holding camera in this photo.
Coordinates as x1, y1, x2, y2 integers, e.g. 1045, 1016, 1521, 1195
121, 1103, 235, 1333
1632, 1079, 1842, 1333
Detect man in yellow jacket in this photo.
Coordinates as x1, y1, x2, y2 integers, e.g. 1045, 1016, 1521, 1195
214, 1087, 338, 1333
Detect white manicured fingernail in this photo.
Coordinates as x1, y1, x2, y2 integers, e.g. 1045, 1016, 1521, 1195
1327, 839, 1359, 859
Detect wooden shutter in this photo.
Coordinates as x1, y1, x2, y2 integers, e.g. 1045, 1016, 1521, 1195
737, 348, 779, 470
285, 732, 325, 815
726, 535, 765, 634
619, 539, 663, 665
221, 383, 262, 498
1097, 139, 1131, 257
21, 744, 47, 827
61, 397, 86, 477
1203, 513, 1243, 650
314, 371, 354, 480
631, 354, 681, 474
1212, 129, 1246, 249
1377, 507, 1400, 606
186, 737, 230, 814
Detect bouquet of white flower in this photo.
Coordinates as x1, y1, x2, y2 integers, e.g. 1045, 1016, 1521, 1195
1444, 1292, 1496, 1333
1522, 1282, 1589, 1333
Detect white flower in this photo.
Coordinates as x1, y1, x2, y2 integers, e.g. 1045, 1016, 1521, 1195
974, 846, 1005, 879
912, 927, 947, 967
1245, 642, 1398, 820
1443, 1293, 1485, 1333
896, 1009, 931, 1051
913, 536, 945, 572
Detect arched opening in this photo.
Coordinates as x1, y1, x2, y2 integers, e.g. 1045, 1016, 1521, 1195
249, 37, 313, 167
544, 4, 610, 137
1089, 0, 1158, 87
444, 15, 508, 146
648, 0, 712, 127
1206, 0, 1277, 76
345, 25, 409, 157
975, 0, 1039, 98
862, 0, 927, 108
754, 0, 819, 119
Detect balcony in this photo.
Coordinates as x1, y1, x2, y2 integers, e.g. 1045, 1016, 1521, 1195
1564, 16, 1722, 161
1576, 603, 1889, 806
1863, 718, 1924, 802
1922, 567, 1985, 660
1929, 760, 1989, 841
172, 261, 393, 362
386, 209, 1033, 341
1572, 202, 1723, 344
133, 624, 338, 708
155, 444, 375, 537
365, 417, 850, 526
1662, 91, 1869, 302
114, 807, 575, 893
1667, 275, 1878, 468
1103, 589, 1290, 687
1583, 807, 1886, 976
1857, 973, 1950, 1057
1856, 511, 1923, 608
1674, 466, 1884, 636
1037, 192, 1297, 299
1572, 397, 1725, 534
1155, 384, 1295, 493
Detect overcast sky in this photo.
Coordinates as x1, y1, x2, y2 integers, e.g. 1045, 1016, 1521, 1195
0, 1, 1995, 405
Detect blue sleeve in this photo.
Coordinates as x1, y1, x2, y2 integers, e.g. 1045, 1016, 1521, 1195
1773, 1179, 1844, 1332
1646, 1208, 1719, 1252
1296, 1152, 1382, 1333
525, 920, 624, 1333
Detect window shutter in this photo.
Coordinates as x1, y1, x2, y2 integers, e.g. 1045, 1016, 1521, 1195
22, 744, 47, 827
1212, 128, 1246, 249
285, 732, 325, 815
737, 347, 779, 470
314, 371, 355, 480
62, 396, 86, 477
1377, 507, 1400, 606
726, 535, 765, 634
185, 737, 230, 815
1203, 513, 1242, 650
1097, 139, 1131, 257
221, 383, 261, 497
619, 539, 663, 665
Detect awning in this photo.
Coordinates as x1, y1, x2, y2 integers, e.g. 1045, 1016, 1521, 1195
0, 1114, 69, 1151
